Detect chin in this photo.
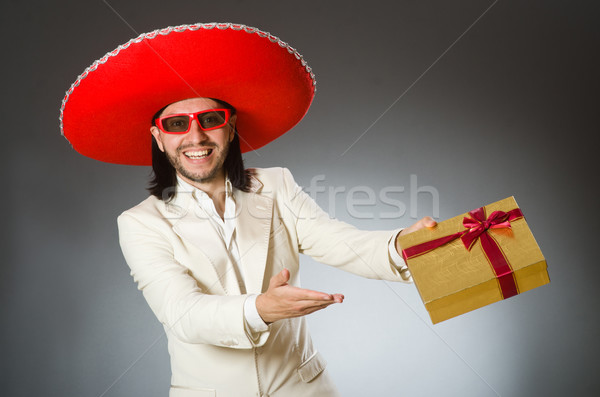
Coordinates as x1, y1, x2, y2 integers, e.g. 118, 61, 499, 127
181, 167, 219, 184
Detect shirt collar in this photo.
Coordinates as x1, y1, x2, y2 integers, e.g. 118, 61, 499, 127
176, 175, 234, 200
225, 178, 233, 197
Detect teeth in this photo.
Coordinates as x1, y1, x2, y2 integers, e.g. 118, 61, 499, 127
184, 149, 211, 159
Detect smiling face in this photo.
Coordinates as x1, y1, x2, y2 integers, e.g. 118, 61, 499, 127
150, 98, 236, 190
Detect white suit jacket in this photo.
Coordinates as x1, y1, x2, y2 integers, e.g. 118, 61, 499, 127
118, 167, 411, 397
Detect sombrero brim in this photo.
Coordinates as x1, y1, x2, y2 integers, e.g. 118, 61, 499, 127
60, 23, 316, 165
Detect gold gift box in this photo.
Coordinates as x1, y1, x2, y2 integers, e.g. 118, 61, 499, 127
398, 196, 549, 324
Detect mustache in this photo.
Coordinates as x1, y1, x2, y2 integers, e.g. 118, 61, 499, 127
177, 142, 217, 152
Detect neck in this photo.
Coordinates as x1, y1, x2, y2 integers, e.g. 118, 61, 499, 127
178, 170, 228, 219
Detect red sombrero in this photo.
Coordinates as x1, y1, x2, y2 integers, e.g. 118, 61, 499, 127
59, 22, 316, 165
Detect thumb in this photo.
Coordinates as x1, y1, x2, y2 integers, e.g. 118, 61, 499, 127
421, 216, 437, 228
270, 268, 290, 288
400, 216, 437, 237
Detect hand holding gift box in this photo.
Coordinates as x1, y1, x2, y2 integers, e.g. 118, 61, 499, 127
397, 197, 549, 324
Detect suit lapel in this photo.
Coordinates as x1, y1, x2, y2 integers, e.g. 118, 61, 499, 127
234, 177, 273, 294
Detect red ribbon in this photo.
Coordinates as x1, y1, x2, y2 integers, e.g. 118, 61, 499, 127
402, 207, 524, 299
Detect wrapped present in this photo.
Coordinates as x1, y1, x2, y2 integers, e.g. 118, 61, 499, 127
398, 196, 549, 324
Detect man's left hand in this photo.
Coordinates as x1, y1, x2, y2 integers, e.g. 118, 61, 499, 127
395, 216, 437, 255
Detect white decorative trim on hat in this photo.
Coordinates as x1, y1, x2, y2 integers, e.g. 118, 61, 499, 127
59, 22, 317, 137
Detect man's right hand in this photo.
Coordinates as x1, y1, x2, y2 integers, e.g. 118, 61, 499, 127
255, 269, 344, 324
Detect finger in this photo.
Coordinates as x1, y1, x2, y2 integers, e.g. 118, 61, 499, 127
306, 299, 338, 309
270, 268, 290, 289
401, 216, 437, 236
279, 268, 290, 282
294, 300, 338, 315
288, 287, 334, 301
331, 293, 345, 303
412, 216, 435, 231
295, 292, 334, 302
421, 216, 437, 228
302, 299, 342, 315
303, 305, 332, 315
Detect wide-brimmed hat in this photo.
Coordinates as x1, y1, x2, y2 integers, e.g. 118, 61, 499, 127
59, 22, 316, 165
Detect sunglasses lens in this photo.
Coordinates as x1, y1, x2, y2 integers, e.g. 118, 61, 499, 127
161, 116, 190, 133
198, 110, 228, 130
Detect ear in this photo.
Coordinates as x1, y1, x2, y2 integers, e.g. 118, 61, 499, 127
228, 114, 237, 143
150, 126, 165, 152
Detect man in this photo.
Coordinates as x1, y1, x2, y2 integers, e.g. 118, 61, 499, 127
61, 23, 435, 397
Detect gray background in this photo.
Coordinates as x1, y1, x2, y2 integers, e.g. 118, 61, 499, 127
2, 1, 598, 396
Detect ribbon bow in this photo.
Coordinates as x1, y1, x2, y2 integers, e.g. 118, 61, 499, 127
461, 208, 513, 250
402, 206, 524, 299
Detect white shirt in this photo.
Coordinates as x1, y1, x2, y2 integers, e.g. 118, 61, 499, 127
177, 176, 267, 333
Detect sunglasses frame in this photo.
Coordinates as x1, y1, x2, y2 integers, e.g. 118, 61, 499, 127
155, 108, 232, 134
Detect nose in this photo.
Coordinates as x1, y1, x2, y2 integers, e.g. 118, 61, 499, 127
185, 119, 209, 141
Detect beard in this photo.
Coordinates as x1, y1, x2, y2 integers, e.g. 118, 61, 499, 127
165, 140, 230, 184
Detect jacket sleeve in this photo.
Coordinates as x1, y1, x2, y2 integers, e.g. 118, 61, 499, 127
117, 212, 270, 348
279, 167, 411, 283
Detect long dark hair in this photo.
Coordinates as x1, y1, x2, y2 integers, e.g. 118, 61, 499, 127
148, 99, 253, 201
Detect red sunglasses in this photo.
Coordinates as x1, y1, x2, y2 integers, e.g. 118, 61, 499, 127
155, 108, 231, 134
